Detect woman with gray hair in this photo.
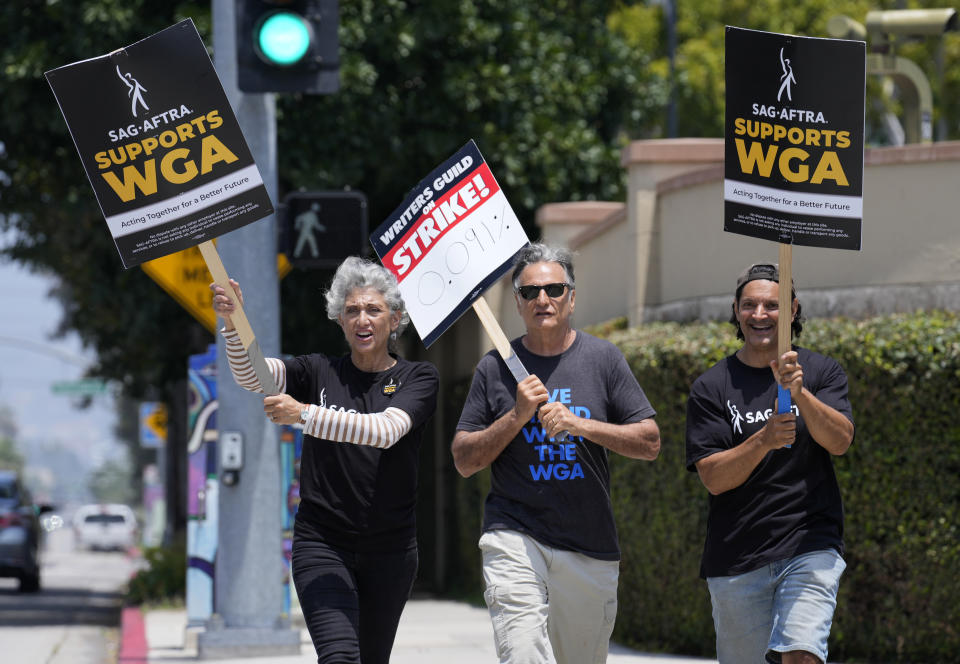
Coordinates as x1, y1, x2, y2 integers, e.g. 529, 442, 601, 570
211, 256, 439, 664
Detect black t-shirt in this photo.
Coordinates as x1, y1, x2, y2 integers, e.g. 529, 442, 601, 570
457, 331, 656, 561
685, 347, 854, 578
283, 353, 439, 552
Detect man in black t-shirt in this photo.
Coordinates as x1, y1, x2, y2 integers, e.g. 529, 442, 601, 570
454, 243, 660, 664
686, 263, 855, 664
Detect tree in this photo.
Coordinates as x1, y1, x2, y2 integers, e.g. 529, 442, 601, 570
0, 406, 23, 470
0, 437, 24, 471
5, 0, 954, 542
21, 440, 92, 505
0, 2, 214, 537
269, 0, 668, 351
0, 1, 213, 391
0, 404, 17, 442
609, 0, 960, 144
0, 0, 665, 537
0, 0, 667, 347
89, 458, 136, 504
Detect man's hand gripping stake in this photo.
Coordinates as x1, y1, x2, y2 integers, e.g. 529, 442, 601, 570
472, 297, 569, 441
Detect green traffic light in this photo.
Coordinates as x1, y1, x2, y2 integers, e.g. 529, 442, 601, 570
256, 11, 312, 66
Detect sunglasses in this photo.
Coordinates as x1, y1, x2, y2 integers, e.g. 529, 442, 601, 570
516, 283, 571, 300
747, 264, 777, 277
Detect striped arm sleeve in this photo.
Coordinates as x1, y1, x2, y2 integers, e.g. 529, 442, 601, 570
301, 405, 413, 449
221, 329, 287, 394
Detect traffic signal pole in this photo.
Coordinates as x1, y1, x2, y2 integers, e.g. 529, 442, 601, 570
197, 0, 299, 657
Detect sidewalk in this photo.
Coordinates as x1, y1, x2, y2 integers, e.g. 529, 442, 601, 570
130, 598, 717, 663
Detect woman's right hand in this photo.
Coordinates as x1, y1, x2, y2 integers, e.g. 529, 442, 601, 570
210, 278, 244, 331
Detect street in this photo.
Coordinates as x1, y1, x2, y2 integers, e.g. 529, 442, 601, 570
0, 525, 138, 664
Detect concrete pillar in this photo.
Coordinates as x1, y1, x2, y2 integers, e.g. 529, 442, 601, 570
620, 139, 724, 325
197, 0, 300, 657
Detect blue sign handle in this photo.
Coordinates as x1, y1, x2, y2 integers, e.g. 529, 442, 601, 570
777, 385, 792, 448
777, 385, 792, 414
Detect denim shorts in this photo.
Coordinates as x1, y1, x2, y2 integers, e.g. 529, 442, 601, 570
706, 549, 846, 664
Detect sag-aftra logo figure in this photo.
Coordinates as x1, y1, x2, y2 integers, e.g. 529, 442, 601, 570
777, 47, 796, 102
115, 65, 149, 117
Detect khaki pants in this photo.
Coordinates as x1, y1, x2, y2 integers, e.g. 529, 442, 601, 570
480, 529, 619, 664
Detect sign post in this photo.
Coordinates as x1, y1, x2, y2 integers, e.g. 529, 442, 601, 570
724, 27, 866, 413
139, 401, 169, 546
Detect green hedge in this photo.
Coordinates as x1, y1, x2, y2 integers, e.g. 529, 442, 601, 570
606, 311, 960, 663
126, 538, 186, 606
449, 311, 960, 662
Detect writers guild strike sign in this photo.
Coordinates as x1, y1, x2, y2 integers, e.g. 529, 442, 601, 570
724, 27, 865, 250
45, 19, 274, 268
370, 140, 530, 348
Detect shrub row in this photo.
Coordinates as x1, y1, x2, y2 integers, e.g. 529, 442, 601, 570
608, 312, 960, 662
450, 311, 960, 663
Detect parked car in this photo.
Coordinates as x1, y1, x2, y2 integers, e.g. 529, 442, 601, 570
0, 469, 53, 592
72, 503, 137, 552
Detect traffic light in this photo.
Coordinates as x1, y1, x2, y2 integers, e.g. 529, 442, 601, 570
236, 0, 339, 94
281, 192, 368, 269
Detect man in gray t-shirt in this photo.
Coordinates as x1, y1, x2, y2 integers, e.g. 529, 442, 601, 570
453, 243, 660, 664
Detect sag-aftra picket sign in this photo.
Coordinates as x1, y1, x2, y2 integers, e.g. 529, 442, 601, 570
724, 27, 865, 251
46, 19, 273, 268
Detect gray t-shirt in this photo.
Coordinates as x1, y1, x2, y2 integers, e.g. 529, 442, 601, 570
457, 331, 656, 560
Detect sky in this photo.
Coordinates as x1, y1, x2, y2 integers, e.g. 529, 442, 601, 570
0, 256, 124, 485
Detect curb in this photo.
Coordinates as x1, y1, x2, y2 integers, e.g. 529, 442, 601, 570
118, 606, 148, 663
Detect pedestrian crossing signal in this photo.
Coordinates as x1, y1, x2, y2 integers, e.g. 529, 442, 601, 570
281, 191, 368, 269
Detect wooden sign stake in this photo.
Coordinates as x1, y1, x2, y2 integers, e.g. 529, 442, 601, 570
198, 240, 279, 395
472, 296, 569, 441
471, 297, 516, 368
777, 239, 793, 414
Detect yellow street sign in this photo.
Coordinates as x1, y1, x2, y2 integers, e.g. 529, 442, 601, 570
140, 401, 168, 448
141, 244, 293, 333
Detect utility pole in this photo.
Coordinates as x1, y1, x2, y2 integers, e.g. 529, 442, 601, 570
196, 0, 299, 657
665, 0, 677, 138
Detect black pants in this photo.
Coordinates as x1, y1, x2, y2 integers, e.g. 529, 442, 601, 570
292, 537, 418, 664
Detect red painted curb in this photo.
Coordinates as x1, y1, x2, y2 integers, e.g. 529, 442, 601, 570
118, 606, 149, 663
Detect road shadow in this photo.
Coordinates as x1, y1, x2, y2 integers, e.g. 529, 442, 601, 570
0, 584, 123, 627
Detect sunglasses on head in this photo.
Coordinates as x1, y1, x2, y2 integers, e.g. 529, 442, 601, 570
747, 264, 777, 277
516, 283, 571, 300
